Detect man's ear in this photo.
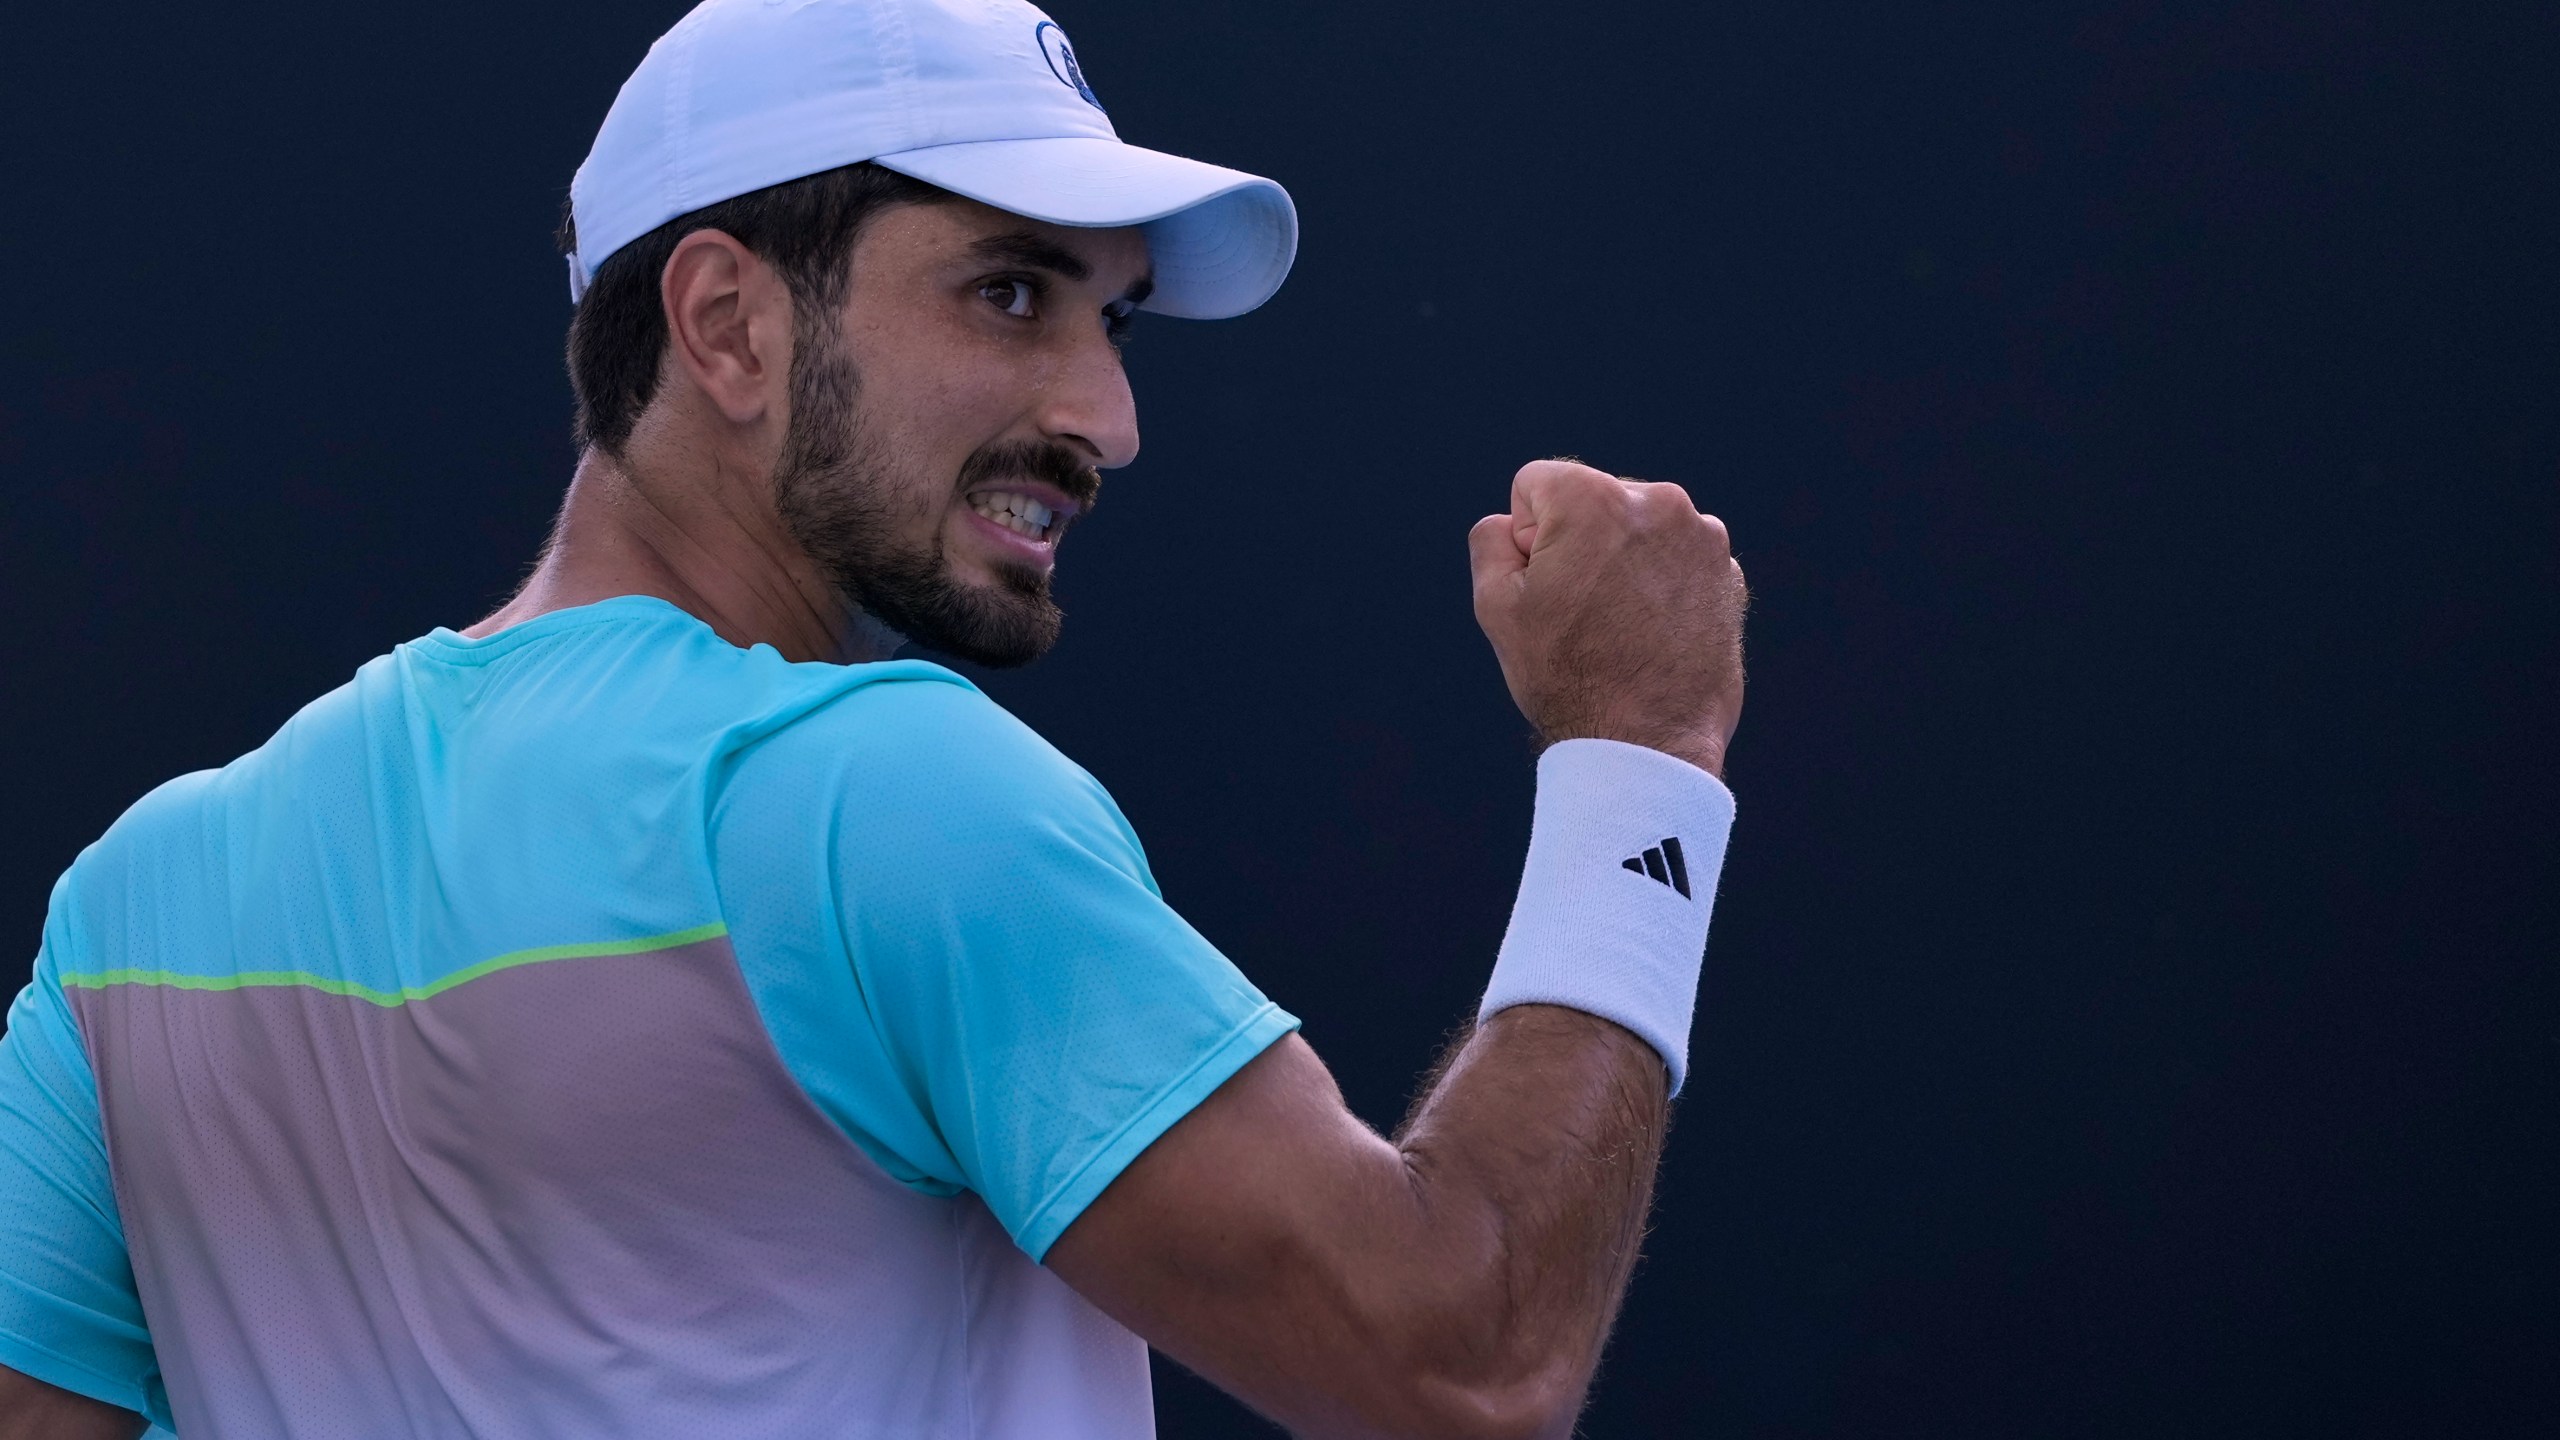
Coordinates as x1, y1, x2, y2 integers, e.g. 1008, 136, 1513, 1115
659, 229, 793, 425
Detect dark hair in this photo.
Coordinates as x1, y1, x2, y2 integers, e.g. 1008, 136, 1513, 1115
559, 162, 955, 456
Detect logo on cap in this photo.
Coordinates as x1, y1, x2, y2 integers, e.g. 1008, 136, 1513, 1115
1035, 21, 1102, 111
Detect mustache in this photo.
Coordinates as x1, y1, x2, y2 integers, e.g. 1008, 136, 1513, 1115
956, 440, 1103, 513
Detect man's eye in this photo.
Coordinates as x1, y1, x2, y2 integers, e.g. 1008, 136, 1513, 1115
1103, 301, 1136, 343
980, 279, 1037, 318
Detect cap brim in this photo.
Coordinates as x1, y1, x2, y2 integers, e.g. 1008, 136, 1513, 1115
874, 136, 1297, 320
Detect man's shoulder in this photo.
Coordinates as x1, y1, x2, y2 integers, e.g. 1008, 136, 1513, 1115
724, 664, 1131, 856
752, 655, 1085, 773
60, 766, 224, 903
52, 659, 395, 960
72, 651, 391, 872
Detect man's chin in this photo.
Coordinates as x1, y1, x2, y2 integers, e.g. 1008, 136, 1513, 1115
831, 550, 1064, 668
940, 542, 1048, 592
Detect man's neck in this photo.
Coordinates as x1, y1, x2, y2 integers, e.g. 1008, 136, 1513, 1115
466, 447, 898, 665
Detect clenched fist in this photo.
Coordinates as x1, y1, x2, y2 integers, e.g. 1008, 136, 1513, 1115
1468, 460, 1748, 777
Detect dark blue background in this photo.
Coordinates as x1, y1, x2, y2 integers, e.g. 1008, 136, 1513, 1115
4, 1, 2551, 1433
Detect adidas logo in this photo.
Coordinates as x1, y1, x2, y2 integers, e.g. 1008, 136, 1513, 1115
1620, 837, 1693, 899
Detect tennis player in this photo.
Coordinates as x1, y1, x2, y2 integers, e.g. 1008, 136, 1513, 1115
0, 1, 1746, 1436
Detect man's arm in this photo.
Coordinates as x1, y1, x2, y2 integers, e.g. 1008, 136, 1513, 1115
0, 1366, 144, 1440
0, 928, 165, 1435
1052, 461, 1748, 1438
1050, 1009, 1666, 1439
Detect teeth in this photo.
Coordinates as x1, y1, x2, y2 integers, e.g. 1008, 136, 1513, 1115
969, 491, 1056, 541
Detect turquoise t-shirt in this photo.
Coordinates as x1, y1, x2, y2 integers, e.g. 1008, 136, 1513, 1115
0, 596, 1295, 1436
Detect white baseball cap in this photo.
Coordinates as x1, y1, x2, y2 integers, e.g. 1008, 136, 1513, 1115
566, 0, 1298, 320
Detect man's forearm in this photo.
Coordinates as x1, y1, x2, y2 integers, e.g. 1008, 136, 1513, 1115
1388, 1003, 1670, 1433
1049, 1017, 1670, 1440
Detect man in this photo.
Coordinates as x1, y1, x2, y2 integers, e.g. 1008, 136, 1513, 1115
0, 0, 1747, 1436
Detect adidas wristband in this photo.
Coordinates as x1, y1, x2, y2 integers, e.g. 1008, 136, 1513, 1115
1479, 738, 1735, 1095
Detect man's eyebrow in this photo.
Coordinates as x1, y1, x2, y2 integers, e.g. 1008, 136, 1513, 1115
968, 231, 1091, 282
968, 229, 1156, 304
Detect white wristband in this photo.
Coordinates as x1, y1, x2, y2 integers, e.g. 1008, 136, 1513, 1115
1479, 738, 1735, 1095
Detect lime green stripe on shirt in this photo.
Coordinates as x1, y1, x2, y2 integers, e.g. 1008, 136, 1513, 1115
58, 921, 729, 1008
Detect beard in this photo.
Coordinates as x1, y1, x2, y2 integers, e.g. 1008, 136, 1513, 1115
771, 321, 1101, 668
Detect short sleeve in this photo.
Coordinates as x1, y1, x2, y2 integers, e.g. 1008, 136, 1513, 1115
723, 675, 1297, 1261
0, 877, 164, 1424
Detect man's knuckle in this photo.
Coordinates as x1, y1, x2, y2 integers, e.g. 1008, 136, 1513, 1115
1558, 468, 1607, 499
1612, 483, 1685, 531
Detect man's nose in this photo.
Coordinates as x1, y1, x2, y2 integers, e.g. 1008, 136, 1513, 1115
1039, 330, 1140, 470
